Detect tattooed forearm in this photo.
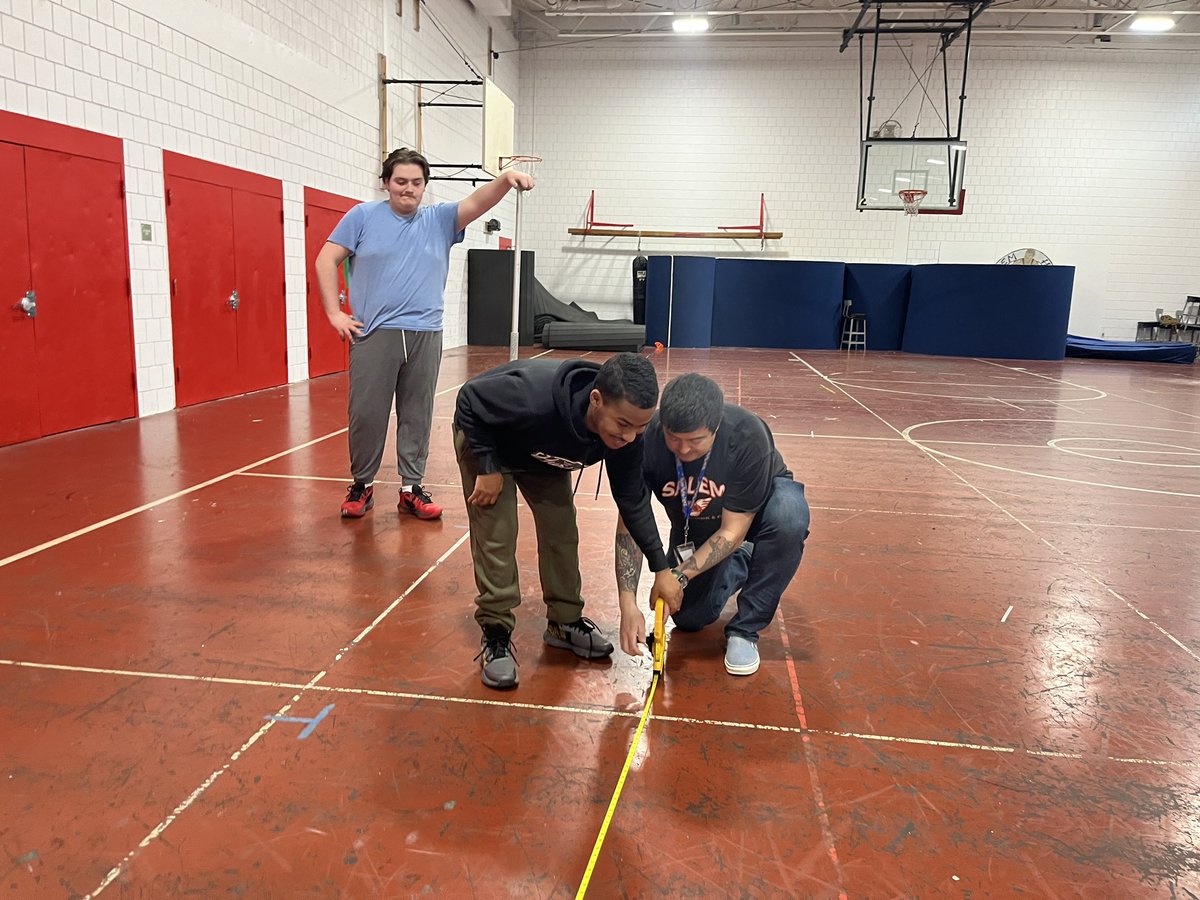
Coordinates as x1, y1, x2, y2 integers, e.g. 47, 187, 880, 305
679, 534, 737, 578
615, 531, 644, 594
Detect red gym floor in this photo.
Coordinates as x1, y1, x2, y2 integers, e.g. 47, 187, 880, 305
2, 347, 1198, 898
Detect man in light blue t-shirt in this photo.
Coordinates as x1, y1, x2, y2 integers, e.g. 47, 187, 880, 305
315, 148, 534, 520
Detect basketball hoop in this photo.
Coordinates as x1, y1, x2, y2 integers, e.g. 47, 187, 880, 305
899, 189, 927, 216
501, 154, 542, 175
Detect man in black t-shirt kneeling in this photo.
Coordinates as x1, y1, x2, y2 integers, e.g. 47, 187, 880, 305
614, 373, 810, 676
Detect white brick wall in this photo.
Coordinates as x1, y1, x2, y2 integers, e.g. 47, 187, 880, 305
7, 1, 1196, 427
1, 0, 518, 416
518, 43, 1200, 339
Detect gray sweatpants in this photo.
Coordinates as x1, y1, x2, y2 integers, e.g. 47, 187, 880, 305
347, 328, 442, 486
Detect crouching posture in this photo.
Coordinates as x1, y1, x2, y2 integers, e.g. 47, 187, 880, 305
616, 373, 810, 675
455, 353, 684, 690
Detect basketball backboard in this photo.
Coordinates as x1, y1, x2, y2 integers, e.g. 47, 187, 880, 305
482, 78, 514, 177
858, 139, 967, 212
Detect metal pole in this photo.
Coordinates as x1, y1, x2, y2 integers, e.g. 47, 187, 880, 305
508, 189, 522, 361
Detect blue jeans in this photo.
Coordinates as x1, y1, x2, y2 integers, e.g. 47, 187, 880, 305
671, 478, 810, 643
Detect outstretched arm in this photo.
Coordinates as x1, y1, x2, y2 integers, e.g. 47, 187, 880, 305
457, 171, 535, 230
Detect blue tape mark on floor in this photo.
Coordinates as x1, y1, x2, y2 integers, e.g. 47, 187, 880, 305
265, 703, 334, 739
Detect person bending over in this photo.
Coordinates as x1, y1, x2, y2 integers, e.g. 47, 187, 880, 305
615, 373, 810, 675
455, 352, 684, 690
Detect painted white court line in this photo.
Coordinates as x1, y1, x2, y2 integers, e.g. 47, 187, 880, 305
0, 349, 561, 571
237, 472, 460, 489
988, 396, 1027, 411
904, 419, 1200, 500
793, 355, 1200, 668
972, 358, 1111, 402
1023, 520, 1200, 534
81, 530, 471, 898
0, 427, 348, 571
774, 432, 903, 442
815, 506, 1200, 533
7, 655, 1197, 772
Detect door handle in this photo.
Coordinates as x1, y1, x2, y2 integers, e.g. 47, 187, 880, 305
15, 290, 36, 319
228, 290, 239, 311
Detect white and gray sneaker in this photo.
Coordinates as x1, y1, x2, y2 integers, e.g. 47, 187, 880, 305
543, 617, 614, 660
725, 635, 760, 676
476, 625, 519, 690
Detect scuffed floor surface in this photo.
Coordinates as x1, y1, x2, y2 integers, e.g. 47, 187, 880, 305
2, 347, 1198, 898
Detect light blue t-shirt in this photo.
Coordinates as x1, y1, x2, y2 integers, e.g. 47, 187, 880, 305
327, 200, 464, 333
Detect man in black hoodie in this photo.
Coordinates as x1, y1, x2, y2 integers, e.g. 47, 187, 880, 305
454, 352, 683, 690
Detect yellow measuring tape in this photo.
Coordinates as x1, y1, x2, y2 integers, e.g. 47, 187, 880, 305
575, 600, 666, 899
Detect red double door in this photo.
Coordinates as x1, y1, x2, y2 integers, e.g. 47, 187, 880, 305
304, 188, 359, 377
164, 152, 287, 407
0, 113, 137, 447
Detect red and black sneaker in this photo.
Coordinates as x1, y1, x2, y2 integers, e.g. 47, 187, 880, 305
340, 483, 374, 518
398, 484, 442, 520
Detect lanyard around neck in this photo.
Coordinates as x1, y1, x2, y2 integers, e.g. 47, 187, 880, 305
675, 449, 712, 544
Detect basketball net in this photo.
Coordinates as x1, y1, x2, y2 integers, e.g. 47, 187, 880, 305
500, 155, 541, 361
899, 189, 927, 216
501, 154, 542, 175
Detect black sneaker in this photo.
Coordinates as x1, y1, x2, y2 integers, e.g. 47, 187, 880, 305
544, 616, 614, 660
475, 625, 518, 690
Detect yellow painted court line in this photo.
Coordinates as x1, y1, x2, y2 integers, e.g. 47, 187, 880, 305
575, 672, 661, 898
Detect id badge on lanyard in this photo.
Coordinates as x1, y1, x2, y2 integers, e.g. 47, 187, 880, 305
675, 450, 711, 565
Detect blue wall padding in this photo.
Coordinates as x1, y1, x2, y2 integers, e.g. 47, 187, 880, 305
844, 263, 912, 351
902, 264, 1075, 360
666, 256, 717, 348
645, 255, 672, 346
1067, 334, 1196, 364
711, 260, 845, 349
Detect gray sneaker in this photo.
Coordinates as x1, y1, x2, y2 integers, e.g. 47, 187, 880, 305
476, 626, 519, 690
543, 616, 614, 660
725, 634, 760, 676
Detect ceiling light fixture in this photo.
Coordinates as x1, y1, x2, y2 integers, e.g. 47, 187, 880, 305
1129, 15, 1176, 31
672, 17, 710, 33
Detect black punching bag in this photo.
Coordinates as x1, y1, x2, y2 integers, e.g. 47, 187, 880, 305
632, 255, 648, 325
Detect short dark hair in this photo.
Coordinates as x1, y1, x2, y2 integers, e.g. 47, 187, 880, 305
381, 147, 430, 183
595, 353, 659, 410
660, 373, 724, 433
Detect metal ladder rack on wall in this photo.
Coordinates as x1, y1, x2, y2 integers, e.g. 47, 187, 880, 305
567, 192, 783, 243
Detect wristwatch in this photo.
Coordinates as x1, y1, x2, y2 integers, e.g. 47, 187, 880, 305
670, 568, 689, 588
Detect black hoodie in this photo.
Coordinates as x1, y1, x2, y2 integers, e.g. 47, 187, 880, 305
455, 359, 670, 571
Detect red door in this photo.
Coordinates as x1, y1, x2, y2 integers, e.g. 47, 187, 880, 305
166, 176, 240, 407
231, 190, 287, 394
305, 189, 358, 377
25, 147, 138, 435
0, 142, 41, 445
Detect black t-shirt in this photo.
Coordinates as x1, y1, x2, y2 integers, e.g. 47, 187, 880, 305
642, 404, 792, 547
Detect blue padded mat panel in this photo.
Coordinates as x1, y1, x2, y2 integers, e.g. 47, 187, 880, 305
844, 263, 912, 351
903, 264, 1074, 360
645, 255, 672, 347
667, 256, 717, 348
1066, 334, 1196, 364
711, 259, 845, 349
